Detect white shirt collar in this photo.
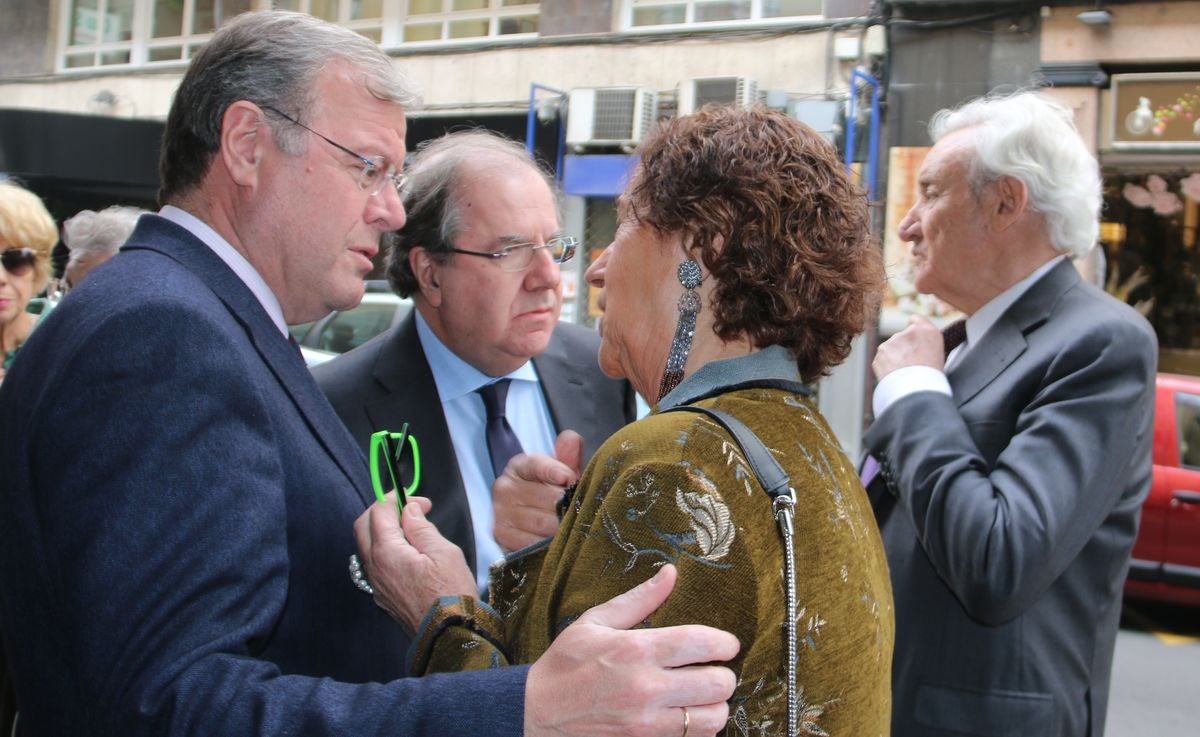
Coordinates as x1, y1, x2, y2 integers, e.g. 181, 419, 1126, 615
965, 255, 1066, 348
158, 205, 289, 337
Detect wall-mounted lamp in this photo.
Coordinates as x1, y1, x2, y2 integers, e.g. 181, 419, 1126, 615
1076, 9, 1112, 26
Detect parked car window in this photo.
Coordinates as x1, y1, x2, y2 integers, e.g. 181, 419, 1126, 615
314, 302, 396, 353
292, 291, 412, 366
288, 321, 313, 341
1177, 392, 1200, 468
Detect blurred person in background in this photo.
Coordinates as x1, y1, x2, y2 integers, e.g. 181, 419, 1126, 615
0, 178, 58, 384
61, 205, 148, 289
354, 105, 894, 737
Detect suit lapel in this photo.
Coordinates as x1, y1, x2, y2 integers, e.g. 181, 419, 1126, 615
123, 216, 372, 504
533, 331, 593, 441
948, 259, 1079, 406
362, 314, 476, 563
947, 320, 1025, 406
365, 315, 458, 486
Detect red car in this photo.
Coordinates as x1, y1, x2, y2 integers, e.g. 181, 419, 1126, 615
1124, 373, 1200, 606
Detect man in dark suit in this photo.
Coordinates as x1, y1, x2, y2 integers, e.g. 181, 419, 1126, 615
0, 11, 737, 737
862, 90, 1156, 737
315, 130, 636, 587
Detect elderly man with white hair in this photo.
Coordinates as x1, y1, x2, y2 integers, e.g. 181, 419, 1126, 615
861, 89, 1157, 737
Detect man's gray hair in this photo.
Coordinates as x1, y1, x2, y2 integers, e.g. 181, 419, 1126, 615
929, 89, 1100, 259
386, 129, 559, 297
159, 10, 421, 204
63, 206, 147, 262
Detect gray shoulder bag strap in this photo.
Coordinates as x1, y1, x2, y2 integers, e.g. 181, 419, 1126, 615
660, 404, 800, 737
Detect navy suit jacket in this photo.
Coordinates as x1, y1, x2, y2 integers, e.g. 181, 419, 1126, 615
313, 313, 637, 574
0, 215, 525, 736
864, 260, 1157, 737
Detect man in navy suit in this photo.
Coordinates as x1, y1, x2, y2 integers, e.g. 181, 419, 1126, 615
862, 90, 1156, 737
315, 130, 636, 589
0, 10, 737, 737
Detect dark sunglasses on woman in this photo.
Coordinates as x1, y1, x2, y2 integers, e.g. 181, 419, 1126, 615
1, 247, 36, 276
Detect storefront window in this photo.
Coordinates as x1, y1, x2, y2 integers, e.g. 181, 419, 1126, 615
1101, 170, 1200, 373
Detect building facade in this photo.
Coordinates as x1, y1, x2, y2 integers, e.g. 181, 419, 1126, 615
0, 0, 883, 450
9, 1, 1196, 445
885, 0, 1200, 377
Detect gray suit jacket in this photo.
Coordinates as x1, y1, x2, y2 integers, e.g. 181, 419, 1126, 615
313, 312, 637, 572
864, 259, 1157, 737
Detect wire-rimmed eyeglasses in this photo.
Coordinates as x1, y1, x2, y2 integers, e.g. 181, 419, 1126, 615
448, 236, 578, 273
261, 105, 408, 198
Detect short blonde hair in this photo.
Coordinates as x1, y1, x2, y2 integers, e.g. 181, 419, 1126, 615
0, 180, 58, 292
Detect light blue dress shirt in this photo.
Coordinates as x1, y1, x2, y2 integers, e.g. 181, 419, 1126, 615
414, 311, 557, 591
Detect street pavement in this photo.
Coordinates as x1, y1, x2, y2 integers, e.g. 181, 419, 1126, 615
1105, 599, 1200, 736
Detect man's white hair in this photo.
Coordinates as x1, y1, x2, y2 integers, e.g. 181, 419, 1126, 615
930, 90, 1101, 259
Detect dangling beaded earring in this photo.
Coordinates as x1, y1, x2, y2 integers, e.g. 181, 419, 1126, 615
657, 259, 703, 402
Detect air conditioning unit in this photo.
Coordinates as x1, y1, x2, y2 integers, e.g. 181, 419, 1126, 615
789, 99, 844, 145
676, 76, 758, 115
566, 87, 657, 153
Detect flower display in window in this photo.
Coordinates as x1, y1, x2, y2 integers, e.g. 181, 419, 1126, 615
1182, 173, 1200, 203
1122, 175, 1183, 216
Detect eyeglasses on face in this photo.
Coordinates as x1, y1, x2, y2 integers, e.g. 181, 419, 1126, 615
1, 248, 37, 277
261, 105, 408, 198
448, 236, 578, 273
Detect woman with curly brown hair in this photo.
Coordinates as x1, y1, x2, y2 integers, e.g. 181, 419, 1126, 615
358, 105, 893, 737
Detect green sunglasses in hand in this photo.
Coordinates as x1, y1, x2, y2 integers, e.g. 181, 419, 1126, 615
369, 424, 421, 513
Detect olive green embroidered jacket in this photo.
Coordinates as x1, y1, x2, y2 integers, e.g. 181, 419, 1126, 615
410, 376, 893, 737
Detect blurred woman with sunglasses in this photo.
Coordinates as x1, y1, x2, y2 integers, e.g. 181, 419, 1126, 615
0, 179, 58, 384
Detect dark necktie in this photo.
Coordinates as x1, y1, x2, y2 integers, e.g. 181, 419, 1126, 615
478, 379, 525, 479
942, 318, 967, 358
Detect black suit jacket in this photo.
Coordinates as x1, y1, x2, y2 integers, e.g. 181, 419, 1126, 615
313, 312, 637, 571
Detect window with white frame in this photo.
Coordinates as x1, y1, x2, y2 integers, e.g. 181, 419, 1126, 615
60, 0, 270, 70
273, 0, 385, 43
399, 0, 538, 45
58, 0, 540, 72
623, 0, 823, 29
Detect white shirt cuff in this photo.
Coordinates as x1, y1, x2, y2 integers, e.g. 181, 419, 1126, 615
872, 365, 952, 419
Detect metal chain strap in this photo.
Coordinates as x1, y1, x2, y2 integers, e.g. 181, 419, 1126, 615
774, 490, 798, 737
